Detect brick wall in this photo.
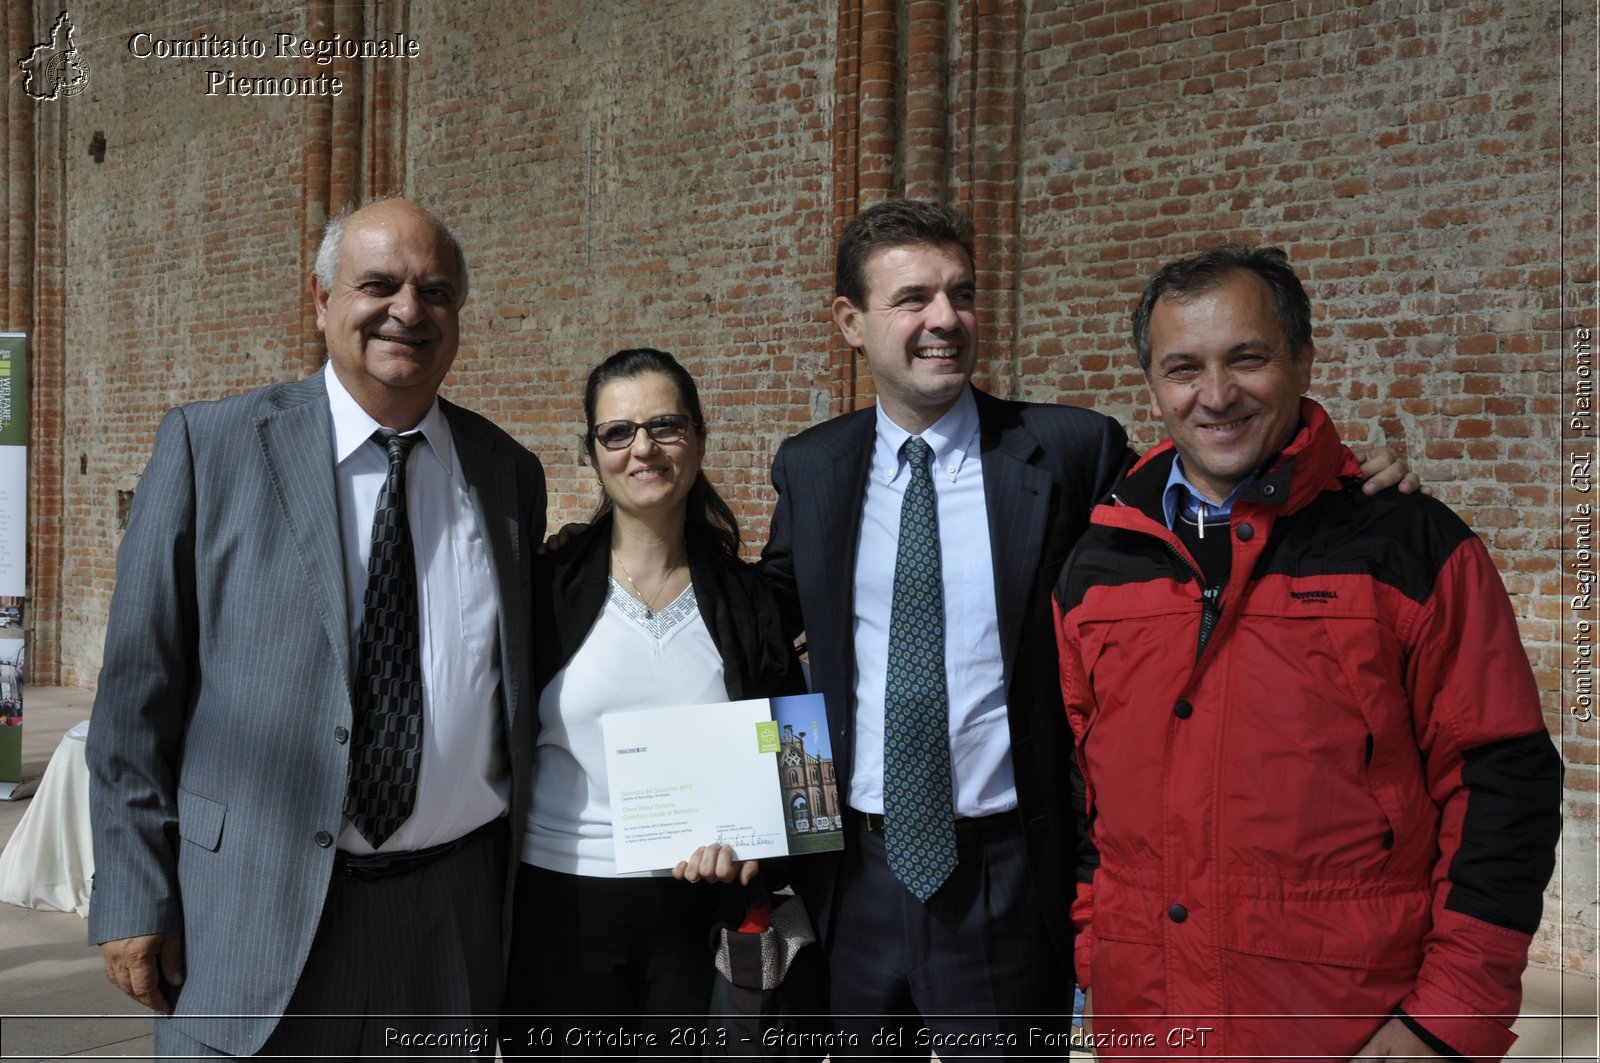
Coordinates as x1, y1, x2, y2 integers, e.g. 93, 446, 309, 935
400, 0, 837, 539
39, 2, 315, 682
1012, 0, 1595, 973
4, 0, 1592, 973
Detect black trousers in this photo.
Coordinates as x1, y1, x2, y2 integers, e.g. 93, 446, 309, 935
502, 862, 726, 1058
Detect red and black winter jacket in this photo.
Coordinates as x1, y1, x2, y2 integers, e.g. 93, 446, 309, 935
1052, 399, 1562, 1061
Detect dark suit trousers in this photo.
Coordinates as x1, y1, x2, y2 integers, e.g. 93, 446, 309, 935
824, 814, 1072, 1061
154, 824, 508, 1060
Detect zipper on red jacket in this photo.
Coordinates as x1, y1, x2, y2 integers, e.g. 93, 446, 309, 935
1113, 491, 1225, 661
1196, 584, 1223, 655
1168, 545, 1223, 660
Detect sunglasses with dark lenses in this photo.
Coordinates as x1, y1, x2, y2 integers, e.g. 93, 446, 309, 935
592, 414, 693, 450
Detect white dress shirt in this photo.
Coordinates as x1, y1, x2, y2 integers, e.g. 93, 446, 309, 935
325, 366, 508, 854
850, 386, 1016, 818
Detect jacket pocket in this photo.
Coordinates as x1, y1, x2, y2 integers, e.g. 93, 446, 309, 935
1216, 879, 1430, 969
176, 787, 226, 852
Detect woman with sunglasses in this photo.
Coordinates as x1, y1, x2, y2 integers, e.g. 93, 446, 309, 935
504, 348, 803, 1049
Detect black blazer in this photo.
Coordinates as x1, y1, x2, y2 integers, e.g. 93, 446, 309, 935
758, 387, 1131, 958
534, 512, 805, 703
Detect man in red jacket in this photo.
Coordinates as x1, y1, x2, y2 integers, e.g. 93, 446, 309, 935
1053, 245, 1562, 1061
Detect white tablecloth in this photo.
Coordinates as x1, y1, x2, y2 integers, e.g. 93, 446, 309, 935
0, 724, 93, 917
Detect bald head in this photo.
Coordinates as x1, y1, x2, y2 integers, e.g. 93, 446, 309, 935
315, 197, 469, 301
311, 197, 467, 428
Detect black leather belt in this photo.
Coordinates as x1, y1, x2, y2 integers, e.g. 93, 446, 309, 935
847, 808, 1020, 845
335, 819, 498, 881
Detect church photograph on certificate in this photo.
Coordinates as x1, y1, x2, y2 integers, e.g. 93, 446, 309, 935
773, 693, 842, 855
602, 691, 844, 873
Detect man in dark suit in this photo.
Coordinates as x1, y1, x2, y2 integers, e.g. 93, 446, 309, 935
87, 198, 544, 1058
760, 201, 1415, 1052
760, 200, 1126, 1051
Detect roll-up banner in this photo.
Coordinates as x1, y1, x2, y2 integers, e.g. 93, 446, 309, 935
0, 333, 27, 799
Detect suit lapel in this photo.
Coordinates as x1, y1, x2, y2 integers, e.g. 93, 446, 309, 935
255, 376, 352, 698
977, 393, 1052, 671
446, 404, 523, 733
807, 412, 874, 784
818, 410, 874, 658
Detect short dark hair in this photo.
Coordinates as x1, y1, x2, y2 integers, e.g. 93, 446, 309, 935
1132, 245, 1312, 373
835, 199, 975, 307
583, 347, 741, 560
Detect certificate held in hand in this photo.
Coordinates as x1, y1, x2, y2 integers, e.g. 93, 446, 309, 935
602, 692, 843, 874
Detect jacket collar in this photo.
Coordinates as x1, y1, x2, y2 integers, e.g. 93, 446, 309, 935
1112, 397, 1361, 526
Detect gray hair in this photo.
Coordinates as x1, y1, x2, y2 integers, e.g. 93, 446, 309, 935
313, 196, 470, 299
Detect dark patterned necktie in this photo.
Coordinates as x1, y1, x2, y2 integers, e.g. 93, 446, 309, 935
882, 436, 958, 901
346, 431, 424, 848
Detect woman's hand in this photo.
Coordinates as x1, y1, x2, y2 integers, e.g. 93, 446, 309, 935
673, 843, 760, 886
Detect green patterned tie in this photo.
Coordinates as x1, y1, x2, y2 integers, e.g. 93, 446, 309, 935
883, 436, 958, 901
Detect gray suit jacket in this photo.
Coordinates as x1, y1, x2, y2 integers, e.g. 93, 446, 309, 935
85, 372, 544, 1054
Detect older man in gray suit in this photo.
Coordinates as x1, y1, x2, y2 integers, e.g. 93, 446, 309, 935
86, 198, 544, 1058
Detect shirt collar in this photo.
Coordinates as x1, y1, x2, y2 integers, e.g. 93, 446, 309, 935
872, 385, 980, 485
323, 364, 453, 474
1160, 456, 1257, 531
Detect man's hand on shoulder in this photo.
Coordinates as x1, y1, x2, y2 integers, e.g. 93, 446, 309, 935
539, 522, 589, 554
1349, 1016, 1442, 1061
1351, 446, 1431, 496
101, 932, 184, 1014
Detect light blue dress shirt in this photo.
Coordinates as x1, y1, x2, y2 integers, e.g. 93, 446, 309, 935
1160, 457, 1257, 532
849, 387, 1016, 818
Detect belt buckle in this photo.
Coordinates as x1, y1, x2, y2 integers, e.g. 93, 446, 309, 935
337, 855, 391, 881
